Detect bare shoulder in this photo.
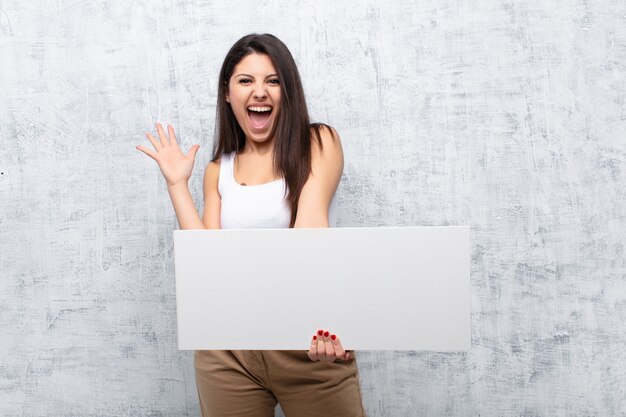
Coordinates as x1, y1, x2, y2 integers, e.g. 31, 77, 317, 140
310, 124, 343, 171
204, 159, 221, 188
311, 124, 342, 151
205, 159, 220, 176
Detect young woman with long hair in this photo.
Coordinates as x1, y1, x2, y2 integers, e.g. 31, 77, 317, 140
136, 33, 365, 416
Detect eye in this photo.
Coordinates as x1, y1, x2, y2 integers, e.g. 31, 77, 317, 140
268, 79, 280, 85
238, 78, 252, 84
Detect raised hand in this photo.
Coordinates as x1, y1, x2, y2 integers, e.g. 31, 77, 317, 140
307, 329, 353, 363
136, 123, 200, 187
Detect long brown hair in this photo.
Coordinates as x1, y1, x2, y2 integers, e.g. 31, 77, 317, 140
211, 33, 329, 227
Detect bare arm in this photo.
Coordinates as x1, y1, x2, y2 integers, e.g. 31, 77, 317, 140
167, 160, 221, 230
166, 183, 206, 230
293, 126, 344, 228
136, 123, 206, 230
202, 161, 222, 229
298, 126, 352, 362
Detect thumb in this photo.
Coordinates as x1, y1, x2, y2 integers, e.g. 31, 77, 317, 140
188, 144, 200, 159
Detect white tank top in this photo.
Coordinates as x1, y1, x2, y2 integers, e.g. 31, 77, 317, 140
218, 152, 337, 229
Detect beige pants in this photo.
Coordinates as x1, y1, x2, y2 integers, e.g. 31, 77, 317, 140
194, 350, 366, 417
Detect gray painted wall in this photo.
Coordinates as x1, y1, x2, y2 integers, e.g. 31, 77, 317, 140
1, 1, 625, 416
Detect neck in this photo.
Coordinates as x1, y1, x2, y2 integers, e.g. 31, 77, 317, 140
243, 136, 275, 156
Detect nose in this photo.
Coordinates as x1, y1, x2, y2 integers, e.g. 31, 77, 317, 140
252, 81, 267, 99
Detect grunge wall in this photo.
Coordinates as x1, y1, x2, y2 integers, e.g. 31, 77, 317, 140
1, 1, 624, 416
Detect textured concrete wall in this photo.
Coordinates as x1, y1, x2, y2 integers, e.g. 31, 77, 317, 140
1, 1, 625, 416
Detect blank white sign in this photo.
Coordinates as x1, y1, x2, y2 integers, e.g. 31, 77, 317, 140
173, 226, 470, 350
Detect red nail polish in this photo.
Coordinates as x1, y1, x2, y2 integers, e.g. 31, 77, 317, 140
331, 334, 336, 340
324, 331, 329, 337
313, 335, 317, 340
317, 329, 323, 336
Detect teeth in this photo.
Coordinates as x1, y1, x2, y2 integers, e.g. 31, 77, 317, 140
248, 106, 272, 112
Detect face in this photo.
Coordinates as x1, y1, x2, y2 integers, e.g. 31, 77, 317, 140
226, 52, 281, 145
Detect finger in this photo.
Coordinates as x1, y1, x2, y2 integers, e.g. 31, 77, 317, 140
136, 145, 158, 161
168, 124, 179, 147
156, 123, 170, 146
330, 333, 346, 360
316, 329, 325, 362
344, 351, 352, 361
144, 132, 162, 151
307, 334, 319, 361
323, 330, 335, 363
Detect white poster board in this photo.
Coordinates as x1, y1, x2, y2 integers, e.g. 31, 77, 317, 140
173, 226, 470, 350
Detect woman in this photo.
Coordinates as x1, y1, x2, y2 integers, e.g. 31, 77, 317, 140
136, 33, 365, 416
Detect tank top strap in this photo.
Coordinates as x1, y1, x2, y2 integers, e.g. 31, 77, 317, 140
218, 152, 236, 196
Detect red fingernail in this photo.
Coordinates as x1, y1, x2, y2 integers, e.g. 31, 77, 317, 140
317, 329, 323, 336
324, 331, 329, 337
331, 334, 336, 340
313, 335, 317, 340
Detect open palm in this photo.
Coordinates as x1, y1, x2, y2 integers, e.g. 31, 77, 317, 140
136, 123, 200, 187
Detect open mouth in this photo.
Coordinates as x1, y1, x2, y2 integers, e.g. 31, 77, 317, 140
247, 105, 273, 130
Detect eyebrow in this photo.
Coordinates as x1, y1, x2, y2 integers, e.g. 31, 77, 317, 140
234, 73, 279, 79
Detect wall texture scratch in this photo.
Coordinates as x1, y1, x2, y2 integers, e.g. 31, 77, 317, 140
1, 1, 625, 416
